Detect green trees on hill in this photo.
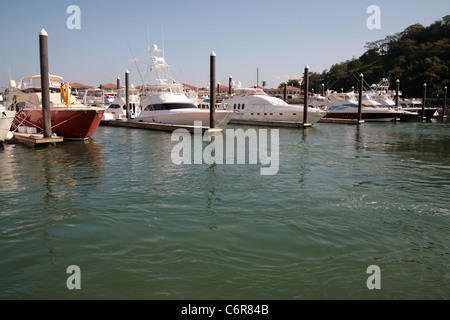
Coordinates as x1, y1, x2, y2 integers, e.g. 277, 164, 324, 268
307, 15, 450, 98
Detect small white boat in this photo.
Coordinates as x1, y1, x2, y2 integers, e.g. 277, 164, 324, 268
0, 104, 16, 142
102, 88, 141, 121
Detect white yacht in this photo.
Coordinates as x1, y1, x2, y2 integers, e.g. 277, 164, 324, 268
132, 44, 234, 127
321, 92, 404, 122
221, 87, 327, 125
0, 103, 16, 142
102, 88, 141, 121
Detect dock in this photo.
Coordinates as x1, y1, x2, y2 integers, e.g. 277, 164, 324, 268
228, 119, 312, 128
11, 132, 64, 147
100, 120, 222, 133
318, 118, 365, 124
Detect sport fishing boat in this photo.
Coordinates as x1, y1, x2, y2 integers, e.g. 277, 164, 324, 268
7, 75, 105, 140
132, 44, 234, 127
321, 92, 404, 122
221, 87, 327, 125
0, 103, 16, 142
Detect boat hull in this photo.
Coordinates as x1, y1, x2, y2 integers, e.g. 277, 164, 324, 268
1, 111, 16, 142
14, 108, 104, 140
231, 109, 326, 124
324, 110, 401, 122
133, 109, 234, 127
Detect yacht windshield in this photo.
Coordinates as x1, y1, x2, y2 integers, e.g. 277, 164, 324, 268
144, 103, 198, 111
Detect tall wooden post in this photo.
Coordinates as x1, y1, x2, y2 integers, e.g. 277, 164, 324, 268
303, 66, 309, 125
228, 76, 232, 95
117, 76, 120, 90
39, 29, 52, 138
125, 70, 130, 121
443, 86, 447, 119
358, 74, 364, 122
210, 52, 216, 128
422, 83, 427, 121
395, 79, 400, 107
283, 83, 287, 102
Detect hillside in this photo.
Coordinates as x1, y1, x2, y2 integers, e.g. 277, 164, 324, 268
308, 15, 450, 98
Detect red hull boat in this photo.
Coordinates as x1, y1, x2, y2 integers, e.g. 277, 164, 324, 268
14, 107, 104, 140
7, 75, 105, 140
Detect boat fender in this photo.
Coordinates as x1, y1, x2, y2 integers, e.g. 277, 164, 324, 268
64, 82, 71, 106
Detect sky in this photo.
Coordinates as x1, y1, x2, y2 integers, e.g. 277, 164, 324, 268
1, 0, 449, 91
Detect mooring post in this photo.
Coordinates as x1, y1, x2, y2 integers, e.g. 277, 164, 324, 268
117, 76, 120, 90
125, 70, 130, 121
395, 79, 400, 107
283, 83, 287, 102
443, 86, 447, 119
303, 66, 309, 126
358, 74, 364, 122
210, 52, 216, 128
322, 83, 325, 97
422, 83, 427, 121
39, 29, 52, 138
228, 75, 232, 95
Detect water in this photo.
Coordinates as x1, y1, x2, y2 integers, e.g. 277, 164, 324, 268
1, 120, 449, 300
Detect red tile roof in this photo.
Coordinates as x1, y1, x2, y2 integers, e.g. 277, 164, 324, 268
70, 82, 92, 89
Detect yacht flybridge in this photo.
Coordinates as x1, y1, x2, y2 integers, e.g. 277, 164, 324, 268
133, 44, 234, 127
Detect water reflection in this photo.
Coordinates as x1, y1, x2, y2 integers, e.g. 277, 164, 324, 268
0, 139, 106, 238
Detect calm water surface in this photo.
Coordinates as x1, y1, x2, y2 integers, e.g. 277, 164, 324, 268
0, 120, 449, 299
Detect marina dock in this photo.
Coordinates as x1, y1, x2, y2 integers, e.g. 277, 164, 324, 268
318, 118, 365, 124
229, 119, 312, 128
100, 120, 221, 133
11, 132, 63, 147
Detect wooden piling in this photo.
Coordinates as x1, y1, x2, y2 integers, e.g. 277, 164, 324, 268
443, 86, 447, 119
39, 29, 52, 138
117, 77, 120, 89
422, 83, 427, 121
229, 76, 232, 95
303, 66, 309, 126
395, 79, 400, 107
358, 74, 363, 122
210, 52, 216, 128
283, 83, 287, 102
125, 70, 130, 121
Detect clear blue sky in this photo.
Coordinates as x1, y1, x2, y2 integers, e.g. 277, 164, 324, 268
1, 0, 449, 91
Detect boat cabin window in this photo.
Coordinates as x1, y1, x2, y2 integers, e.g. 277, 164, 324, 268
144, 103, 198, 111
108, 104, 121, 109
242, 104, 245, 109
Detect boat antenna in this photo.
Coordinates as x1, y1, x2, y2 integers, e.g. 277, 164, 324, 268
125, 36, 145, 86
161, 27, 165, 59
147, 25, 151, 55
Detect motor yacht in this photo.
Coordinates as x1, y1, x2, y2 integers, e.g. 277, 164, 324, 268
321, 92, 403, 122
221, 87, 327, 125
